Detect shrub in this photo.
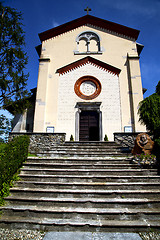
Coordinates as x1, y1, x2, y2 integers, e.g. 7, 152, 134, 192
154, 138, 160, 166
0, 135, 30, 205
132, 153, 157, 168
104, 134, 108, 141
155, 138, 160, 153
70, 135, 74, 141
0, 143, 6, 159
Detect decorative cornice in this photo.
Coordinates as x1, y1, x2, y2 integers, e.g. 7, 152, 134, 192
39, 15, 140, 42
39, 57, 50, 62
127, 54, 140, 60
56, 56, 121, 76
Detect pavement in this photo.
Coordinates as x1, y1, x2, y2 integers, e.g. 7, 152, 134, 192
43, 232, 142, 240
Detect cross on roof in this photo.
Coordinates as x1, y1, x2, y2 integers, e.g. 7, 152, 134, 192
84, 7, 91, 15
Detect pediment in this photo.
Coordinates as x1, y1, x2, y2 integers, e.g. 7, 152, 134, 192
56, 56, 121, 76
39, 15, 139, 42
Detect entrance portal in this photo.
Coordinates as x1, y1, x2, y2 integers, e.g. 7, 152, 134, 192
79, 111, 99, 141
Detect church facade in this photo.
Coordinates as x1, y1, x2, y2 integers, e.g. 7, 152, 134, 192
12, 15, 146, 141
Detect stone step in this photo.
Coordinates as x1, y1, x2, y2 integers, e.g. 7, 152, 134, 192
14, 181, 160, 190
2, 206, 160, 221
39, 149, 123, 154
53, 147, 123, 152
35, 152, 129, 157
5, 196, 160, 209
0, 216, 160, 232
20, 168, 157, 176
9, 188, 160, 198
44, 144, 123, 149
19, 174, 160, 182
23, 162, 139, 169
27, 157, 132, 164
65, 141, 119, 146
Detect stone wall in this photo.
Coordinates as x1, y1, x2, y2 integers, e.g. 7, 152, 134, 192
114, 132, 149, 150
9, 132, 66, 153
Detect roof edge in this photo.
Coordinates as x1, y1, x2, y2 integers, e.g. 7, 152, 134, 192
57, 56, 121, 76
39, 15, 140, 42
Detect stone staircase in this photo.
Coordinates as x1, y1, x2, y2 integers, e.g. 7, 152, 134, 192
0, 141, 160, 232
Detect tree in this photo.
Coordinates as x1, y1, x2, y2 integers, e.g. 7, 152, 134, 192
0, 2, 29, 109
0, 114, 12, 142
138, 81, 160, 161
138, 81, 160, 139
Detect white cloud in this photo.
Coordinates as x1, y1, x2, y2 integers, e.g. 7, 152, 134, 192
100, 0, 160, 18
52, 21, 60, 28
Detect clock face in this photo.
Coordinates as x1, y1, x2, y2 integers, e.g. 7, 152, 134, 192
74, 76, 101, 100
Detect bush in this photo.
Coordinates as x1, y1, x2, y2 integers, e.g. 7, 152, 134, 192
154, 138, 160, 165
155, 138, 160, 153
70, 135, 74, 141
104, 134, 108, 141
132, 153, 157, 168
0, 135, 30, 205
0, 143, 6, 159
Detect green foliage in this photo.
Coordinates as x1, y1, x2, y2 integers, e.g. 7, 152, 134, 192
0, 142, 6, 159
155, 138, 160, 149
28, 152, 37, 157
104, 134, 108, 141
138, 81, 160, 139
0, 135, 29, 205
0, 142, 6, 150
0, 2, 29, 108
138, 81, 160, 164
0, 114, 12, 142
70, 134, 74, 141
156, 81, 160, 95
132, 153, 157, 168
154, 138, 160, 160
7, 97, 31, 114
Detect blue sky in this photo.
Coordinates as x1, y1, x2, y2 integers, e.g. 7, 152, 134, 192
3, 0, 160, 104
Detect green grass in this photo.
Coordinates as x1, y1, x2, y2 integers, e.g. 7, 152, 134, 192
28, 152, 37, 157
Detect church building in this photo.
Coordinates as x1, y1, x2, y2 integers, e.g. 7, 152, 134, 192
12, 14, 146, 141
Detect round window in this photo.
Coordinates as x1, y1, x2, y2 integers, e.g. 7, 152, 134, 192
74, 76, 101, 100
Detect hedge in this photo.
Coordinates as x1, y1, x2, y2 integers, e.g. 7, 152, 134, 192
155, 138, 160, 167
0, 135, 30, 204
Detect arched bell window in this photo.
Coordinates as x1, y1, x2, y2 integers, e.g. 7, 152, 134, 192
74, 31, 102, 55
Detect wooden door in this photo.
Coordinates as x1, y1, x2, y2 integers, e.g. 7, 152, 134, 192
79, 111, 99, 141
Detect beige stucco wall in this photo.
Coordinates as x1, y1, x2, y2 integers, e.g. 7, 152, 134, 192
33, 25, 145, 138
57, 63, 121, 141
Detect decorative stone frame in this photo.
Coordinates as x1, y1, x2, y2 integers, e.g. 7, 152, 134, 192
74, 76, 102, 100
74, 31, 102, 54
75, 102, 102, 141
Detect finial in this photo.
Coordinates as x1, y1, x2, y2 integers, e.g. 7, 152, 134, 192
84, 6, 91, 15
